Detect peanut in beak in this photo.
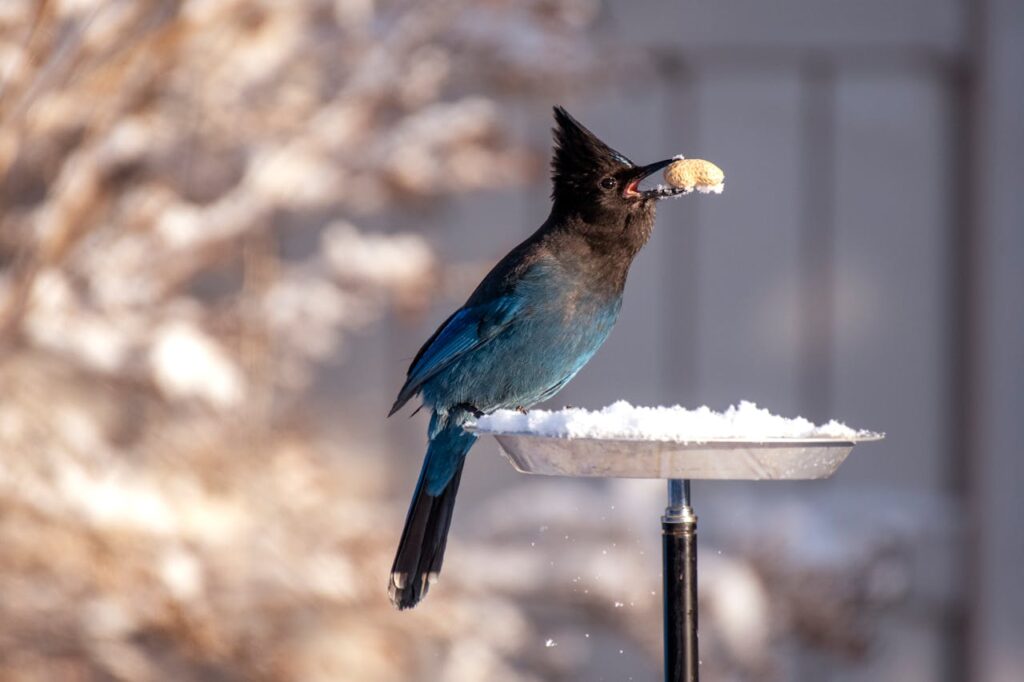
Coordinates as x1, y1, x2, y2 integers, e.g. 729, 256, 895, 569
663, 158, 725, 194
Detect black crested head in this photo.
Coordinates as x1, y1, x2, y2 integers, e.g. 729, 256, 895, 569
551, 106, 636, 204
549, 107, 678, 252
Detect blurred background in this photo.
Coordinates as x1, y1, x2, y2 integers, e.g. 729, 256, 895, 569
0, 1, 1021, 680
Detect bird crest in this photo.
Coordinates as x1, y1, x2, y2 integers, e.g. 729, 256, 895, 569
551, 106, 634, 194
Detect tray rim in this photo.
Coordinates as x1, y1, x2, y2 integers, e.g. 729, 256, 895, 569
469, 427, 885, 447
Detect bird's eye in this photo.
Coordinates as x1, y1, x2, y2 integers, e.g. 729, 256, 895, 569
600, 177, 617, 190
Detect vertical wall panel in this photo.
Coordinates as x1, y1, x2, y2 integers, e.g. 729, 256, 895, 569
656, 69, 702, 407
684, 70, 805, 415
972, 1, 1024, 677
831, 71, 950, 489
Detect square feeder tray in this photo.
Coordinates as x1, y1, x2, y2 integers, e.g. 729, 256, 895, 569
468, 415, 883, 682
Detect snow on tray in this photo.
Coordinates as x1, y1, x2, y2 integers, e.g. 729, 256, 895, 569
473, 400, 876, 442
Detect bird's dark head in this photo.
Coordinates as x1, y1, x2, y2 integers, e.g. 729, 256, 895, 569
550, 106, 681, 233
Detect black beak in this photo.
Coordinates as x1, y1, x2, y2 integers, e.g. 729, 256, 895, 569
625, 158, 692, 200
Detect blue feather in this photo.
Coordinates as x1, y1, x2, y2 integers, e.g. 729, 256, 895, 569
390, 296, 523, 414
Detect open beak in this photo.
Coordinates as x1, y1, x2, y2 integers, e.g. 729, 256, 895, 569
623, 158, 692, 200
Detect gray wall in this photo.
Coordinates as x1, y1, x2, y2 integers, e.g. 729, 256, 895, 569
344, 1, 1022, 680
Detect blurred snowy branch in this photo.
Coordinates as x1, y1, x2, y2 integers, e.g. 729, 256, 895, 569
0, 1, 612, 680
0, 0, 608, 402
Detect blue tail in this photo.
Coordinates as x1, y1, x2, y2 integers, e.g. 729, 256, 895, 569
389, 411, 477, 609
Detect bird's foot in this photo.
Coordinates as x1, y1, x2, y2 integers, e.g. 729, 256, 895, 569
454, 402, 484, 418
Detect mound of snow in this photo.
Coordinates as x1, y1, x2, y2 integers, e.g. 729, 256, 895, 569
474, 401, 876, 441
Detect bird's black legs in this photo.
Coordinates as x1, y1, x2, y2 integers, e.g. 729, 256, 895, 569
663, 479, 698, 682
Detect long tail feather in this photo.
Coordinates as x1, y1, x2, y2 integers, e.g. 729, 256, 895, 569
389, 414, 475, 609
388, 460, 465, 609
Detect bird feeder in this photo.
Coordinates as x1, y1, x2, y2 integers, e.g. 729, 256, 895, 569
471, 420, 883, 682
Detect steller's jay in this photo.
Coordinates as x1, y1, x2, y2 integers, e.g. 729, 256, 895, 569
388, 106, 691, 609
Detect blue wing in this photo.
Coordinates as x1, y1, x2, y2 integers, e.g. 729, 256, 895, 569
389, 295, 523, 415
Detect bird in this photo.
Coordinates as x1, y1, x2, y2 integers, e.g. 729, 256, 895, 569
388, 106, 690, 609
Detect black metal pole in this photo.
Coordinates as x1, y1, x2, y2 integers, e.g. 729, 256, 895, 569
663, 479, 698, 682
